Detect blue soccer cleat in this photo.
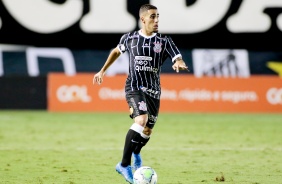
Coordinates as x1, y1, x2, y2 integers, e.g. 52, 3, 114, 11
132, 153, 142, 171
115, 162, 133, 184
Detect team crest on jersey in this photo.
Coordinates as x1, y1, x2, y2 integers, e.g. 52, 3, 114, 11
153, 41, 162, 53
138, 101, 147, 111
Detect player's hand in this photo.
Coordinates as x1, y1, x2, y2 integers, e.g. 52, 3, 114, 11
93, 71, 105, 85
172, 60, 189, 73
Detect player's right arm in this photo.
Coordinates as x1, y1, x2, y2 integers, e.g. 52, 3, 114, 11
93, 47, 121, 85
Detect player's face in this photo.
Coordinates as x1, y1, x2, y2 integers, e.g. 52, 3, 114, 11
144, 9, 159, 33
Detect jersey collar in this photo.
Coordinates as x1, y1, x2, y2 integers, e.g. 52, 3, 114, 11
138, 30, 156, 39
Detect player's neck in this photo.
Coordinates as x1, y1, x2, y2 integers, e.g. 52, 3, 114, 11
140, 29, 154, 36
139, 29, 156, 38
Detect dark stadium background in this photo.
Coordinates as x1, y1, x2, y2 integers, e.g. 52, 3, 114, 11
0, 0, 281, 50
0, 0, 281, 109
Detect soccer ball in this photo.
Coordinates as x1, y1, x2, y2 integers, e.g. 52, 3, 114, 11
133, 166, 157, 184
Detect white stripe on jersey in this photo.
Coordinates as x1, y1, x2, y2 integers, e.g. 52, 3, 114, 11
118, 31, 182, 99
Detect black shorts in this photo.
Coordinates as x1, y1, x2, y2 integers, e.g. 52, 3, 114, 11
125, 90, 160, 129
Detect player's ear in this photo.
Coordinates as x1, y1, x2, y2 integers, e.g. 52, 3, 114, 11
140, 17, 145, 24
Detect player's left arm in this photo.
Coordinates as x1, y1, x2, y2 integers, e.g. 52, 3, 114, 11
172, 57, 189, 73
165, 36, 189, 73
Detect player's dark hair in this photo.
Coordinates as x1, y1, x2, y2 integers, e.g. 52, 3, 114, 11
139, 4, 157, 17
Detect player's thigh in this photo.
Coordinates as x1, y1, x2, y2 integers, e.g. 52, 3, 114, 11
144, 94, 160, 129
126, 90, 148, 119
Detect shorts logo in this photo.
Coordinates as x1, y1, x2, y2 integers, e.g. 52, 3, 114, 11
149, 115, 158, 123
153, 41, 162, 53
138, 101, 147, 111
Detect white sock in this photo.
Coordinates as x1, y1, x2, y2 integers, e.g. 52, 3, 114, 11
130, 123, 144, 133
140, 132, 150, 139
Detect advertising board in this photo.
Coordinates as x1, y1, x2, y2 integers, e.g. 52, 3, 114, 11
48, 73, 282, 113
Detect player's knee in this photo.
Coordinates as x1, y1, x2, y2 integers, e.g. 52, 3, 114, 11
134, 114, 148, 127
143, 126, 152, 136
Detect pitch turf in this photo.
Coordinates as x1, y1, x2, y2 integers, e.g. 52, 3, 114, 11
0, 111, 282, 184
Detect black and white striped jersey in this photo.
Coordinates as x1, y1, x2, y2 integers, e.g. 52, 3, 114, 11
117, 30, 182, 99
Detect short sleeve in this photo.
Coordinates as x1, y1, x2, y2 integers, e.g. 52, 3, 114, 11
117, 33, 128, 54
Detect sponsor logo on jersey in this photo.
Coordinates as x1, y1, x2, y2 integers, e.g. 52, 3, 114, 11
135, 56, 152, 61
134, 56, 158, 73
135, 65, 159, 73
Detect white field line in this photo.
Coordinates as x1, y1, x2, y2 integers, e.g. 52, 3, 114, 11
0, 147, 282, 151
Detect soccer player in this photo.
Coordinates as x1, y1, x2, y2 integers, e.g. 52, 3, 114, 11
93, 4, 188, 184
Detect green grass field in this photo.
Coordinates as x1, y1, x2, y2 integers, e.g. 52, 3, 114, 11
0, 111, 282, 184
